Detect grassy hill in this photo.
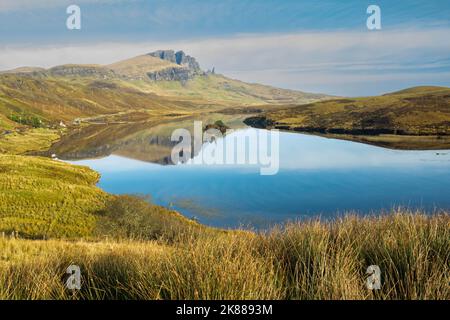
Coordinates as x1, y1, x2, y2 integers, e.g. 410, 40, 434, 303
0, 74, 203, 124
0, 51, 325, 154
0, 52, 326, 124
0, 128, 60, 154
0, 155, 202, 239
0, 155, 108, 238
245, 86, 450, 149
134, 74, 327, 105
107, 54, 185, 78
0, 51, 327, 154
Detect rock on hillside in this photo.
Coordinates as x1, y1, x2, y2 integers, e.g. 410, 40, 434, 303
147, 50, 204, 81
148, 50, 201, 72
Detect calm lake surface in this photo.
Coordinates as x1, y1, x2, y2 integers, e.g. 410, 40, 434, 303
71, 128, 450, 229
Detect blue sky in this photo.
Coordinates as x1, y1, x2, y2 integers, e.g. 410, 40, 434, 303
0, 0, 449, 96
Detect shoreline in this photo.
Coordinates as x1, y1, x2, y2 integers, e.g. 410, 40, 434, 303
243, 116, 450, 151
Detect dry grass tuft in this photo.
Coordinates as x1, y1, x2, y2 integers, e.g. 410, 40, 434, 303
0, 211, 448, 300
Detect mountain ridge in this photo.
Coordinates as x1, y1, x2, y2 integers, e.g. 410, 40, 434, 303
2, 50, 208, 82
0, 50, 329, 132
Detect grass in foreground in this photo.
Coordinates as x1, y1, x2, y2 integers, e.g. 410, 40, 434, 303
0, 154, 448, 300
0, 155, 206, 240
0, 212, 448, 300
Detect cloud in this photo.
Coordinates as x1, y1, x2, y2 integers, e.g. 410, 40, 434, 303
0, 28, 449, 96
0, 0, 131, 12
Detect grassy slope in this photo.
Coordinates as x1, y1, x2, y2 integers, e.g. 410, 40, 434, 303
0, 70, 324, 128
0, 74, 201, 124
249, 86, 450, 149
260, 86, 450, 133
0, 155, 108, 238
0, 155, 200, 239
133, 74, 327, 106
0, 74, 203, 154
0, 128, 60, 154
107, 54, 184, 76
0, 212, 448, 300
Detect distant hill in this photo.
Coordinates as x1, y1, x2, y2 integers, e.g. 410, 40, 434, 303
0, 50, 327, 130
245, 86, 450, 149
0, 66, 46, 74
107, 54, 184, 79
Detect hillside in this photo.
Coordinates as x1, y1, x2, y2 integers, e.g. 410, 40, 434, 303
0, 155, 108, 238
107, 54, 182, 78
0, 73, 203, 124
0, 50, 327, 156
245, 86, 450, 149
0, 50, 326, 125
0, 155, 203, 239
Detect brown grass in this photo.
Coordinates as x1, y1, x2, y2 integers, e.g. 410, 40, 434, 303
0, 211, 448, 300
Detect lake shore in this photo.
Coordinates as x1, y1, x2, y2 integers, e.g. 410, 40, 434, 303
244, 115, 450, 150
1, 118, 449, 300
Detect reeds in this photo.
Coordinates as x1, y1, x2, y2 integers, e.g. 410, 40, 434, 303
0, 211, 448, 300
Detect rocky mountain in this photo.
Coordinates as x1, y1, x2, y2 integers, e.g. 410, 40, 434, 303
0, 50, 329, 131
2, 50, 205, 82
109, 50, 204, 81
148, 50, 201, 72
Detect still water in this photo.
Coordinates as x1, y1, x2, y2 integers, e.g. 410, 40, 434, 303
72, 128, 450, 229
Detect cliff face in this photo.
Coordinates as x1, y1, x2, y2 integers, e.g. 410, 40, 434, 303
147, 50, 204, 81
148, 50, 201, 71
7, 50, 206, 82
146, 67, 192, 81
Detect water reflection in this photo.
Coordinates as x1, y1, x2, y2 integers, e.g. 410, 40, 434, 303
71, 127, 450, 229
41, 114, 249, 164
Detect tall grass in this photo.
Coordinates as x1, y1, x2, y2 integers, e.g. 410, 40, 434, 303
262, 212, 449, 299
0, 211, 448, 300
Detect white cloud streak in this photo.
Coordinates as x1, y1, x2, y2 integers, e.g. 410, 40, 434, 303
1, 28, 449, 96
0, 0, 131, 12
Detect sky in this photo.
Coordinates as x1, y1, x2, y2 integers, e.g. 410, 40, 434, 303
0, 0, 449, 96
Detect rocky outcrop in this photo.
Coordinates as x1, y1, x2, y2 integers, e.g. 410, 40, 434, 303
148, 50, 200, 71
149, 50, 177, 63
147, 50, 204, 81
175, 51, 201, 72
146, 67, 192, 82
